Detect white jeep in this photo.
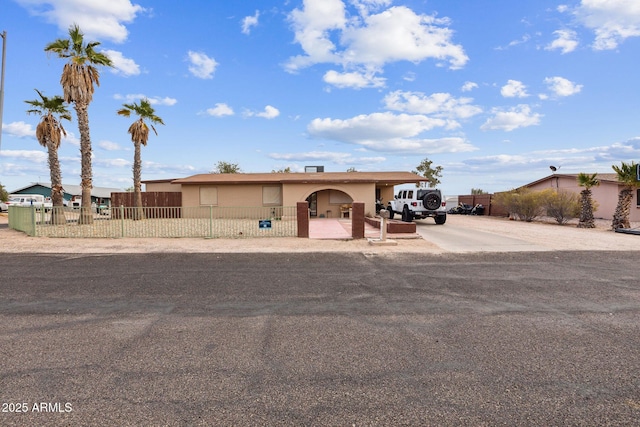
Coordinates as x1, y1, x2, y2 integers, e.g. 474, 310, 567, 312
387, 185, 447, 224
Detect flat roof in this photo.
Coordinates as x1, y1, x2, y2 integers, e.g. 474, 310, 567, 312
171, 171, 424, 186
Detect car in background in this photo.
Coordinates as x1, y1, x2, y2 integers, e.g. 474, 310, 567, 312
4, 194, 53, 211
0, 200, 8, 212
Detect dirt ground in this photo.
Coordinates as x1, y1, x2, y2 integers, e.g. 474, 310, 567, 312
1, 212, 639, 254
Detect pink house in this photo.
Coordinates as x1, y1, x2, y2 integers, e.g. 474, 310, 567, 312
524, 173, 640, 222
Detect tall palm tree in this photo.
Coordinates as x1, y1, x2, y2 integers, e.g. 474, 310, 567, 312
25, 89, 71, 225
45, 24, 112, 224
576, 172, 599, 228
611, 161, 640, 230
117, 99, 164, 219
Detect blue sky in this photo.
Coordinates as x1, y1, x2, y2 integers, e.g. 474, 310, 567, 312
1, 0, 639, 195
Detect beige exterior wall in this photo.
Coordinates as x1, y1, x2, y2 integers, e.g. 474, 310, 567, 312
377, 185, 396, 207
527, 176, 640, 221
144, 182, 182, 192
281, 182, 376, 217
182, 184, 283, 207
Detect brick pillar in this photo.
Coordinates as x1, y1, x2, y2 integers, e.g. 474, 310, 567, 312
351, 201, 365, 239
297, 201, 309, 238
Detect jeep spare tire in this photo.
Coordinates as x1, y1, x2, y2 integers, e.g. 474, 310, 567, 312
423, 192, 441, 210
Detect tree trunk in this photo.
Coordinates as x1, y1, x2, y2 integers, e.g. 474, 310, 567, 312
132, 141, 145, 220
75, 102, 94, 225
611, 188, 632, 230
577, 189, 594, 228
46, 138, 66, 225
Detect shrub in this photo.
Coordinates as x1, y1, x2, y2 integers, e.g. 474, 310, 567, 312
544, 189, 580, 225
494, 188, 547, 222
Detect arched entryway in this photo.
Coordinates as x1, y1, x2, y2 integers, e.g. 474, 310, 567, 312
305, 189, 353, 218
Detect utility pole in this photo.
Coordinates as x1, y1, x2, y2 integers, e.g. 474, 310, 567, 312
0, 31, 6, 153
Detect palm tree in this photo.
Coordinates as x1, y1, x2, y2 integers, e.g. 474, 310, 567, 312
117, 99, 164, 219
25, 89, 71, 225
576, 172, 599, 228
45, 24, 112, 224
611, 161, 640, 230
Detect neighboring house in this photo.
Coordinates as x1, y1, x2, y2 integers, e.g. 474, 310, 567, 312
144, 171, 424, 218
10, 182, 122, 207
524, 173, 640, 221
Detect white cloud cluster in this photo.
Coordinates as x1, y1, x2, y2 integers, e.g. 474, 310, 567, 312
383, 91, 482, 127
501, 80, 529, 98
481, 105, 542, 132
103, 49, 140, 76
244, 105, 280, 119
242, 10, 260, 35
114, 94, 177, 106
16, 0, 145, 43
187, 51, 218, 79
544, 76, 583, 97
269, 151, 385, 165
286, 1, 468, 88
307, 112, 476, 154
323, 70, 385, 89
206, 103, 234, 117
2, 121, 35, 138
573, 0, 640, 50
545, 29, 579, 54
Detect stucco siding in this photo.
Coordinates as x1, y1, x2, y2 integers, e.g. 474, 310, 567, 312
282, 182, 375, 216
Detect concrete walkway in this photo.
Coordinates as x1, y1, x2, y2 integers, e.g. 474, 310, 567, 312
309, 218, 418, 240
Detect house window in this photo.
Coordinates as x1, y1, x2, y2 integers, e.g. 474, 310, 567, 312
262, 186, 282, 206
199, 186, 218, 205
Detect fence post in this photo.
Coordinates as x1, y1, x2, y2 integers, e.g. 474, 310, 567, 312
297, 202, 309, 238
120, 205, 125, 238
351, 202, 365, 239
209, 205, 213, 239
30, 206, 37, 237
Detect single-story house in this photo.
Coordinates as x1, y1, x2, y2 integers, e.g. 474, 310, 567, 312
524, 173, 640, 222
10, 182, 122, 207
144, 171, 425, 217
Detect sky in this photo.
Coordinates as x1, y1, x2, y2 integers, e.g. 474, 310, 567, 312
1, 0, 639, 195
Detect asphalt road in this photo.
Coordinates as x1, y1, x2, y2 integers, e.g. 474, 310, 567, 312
1, 252, 639, 426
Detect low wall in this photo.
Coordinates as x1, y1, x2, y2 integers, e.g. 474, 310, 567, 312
364, 217, 416, 233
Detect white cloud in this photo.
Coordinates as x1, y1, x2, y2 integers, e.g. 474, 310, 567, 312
383, 91, 482, 124
98, 140, 125, 151
481, 105, 542, 132
545, 29, 579, 54
206, 103, 235, 117
501, 80, 529, 98
544, 76, 583, 97
573, 0, 640, 50
461, 81, 478, 92
187, 51, 218, 79
16, 0, 145, 43
245, 105, 280, 119
323, 70, 385, 89
103, 49, 140, 76
3, 121, 35, 138
286, 2, 468, 79
268, 151, 385, 165
307, 112, 477, 153
95, 158, 130, 168
241, 10, 260, 35
0, 149, 47, 163
114, 94, 177, 106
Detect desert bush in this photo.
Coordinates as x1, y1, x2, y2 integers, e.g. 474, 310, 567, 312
494, 188, 548, 222
544, 189, 580, 225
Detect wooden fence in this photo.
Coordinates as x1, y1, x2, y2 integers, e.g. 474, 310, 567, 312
111, 192, 182, 219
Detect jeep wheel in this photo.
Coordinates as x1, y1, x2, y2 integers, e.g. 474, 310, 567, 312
402, 206, 413, 222
435, 214, 446, 225
388, 208, 394, 220
423, 192, 442, 210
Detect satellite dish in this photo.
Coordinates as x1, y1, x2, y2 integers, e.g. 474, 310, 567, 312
550, 166, 557, 172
